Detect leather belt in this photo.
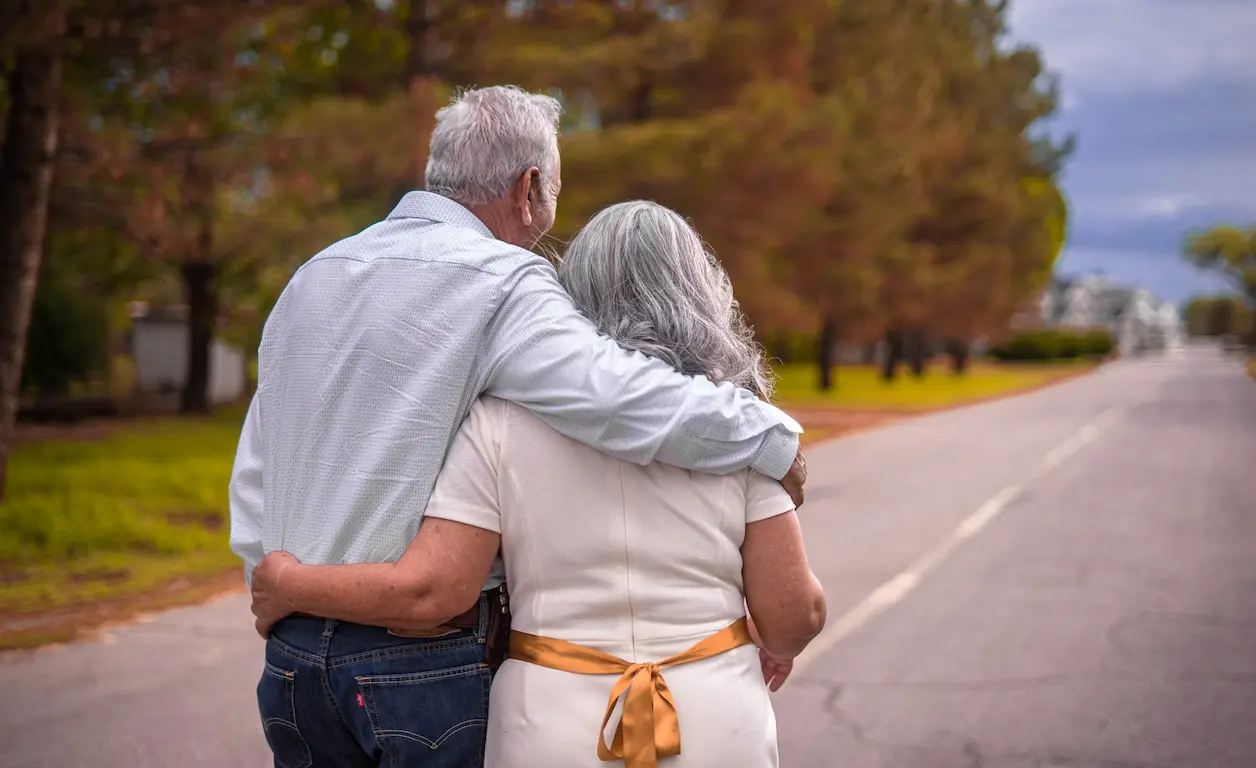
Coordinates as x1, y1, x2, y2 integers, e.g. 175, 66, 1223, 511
446, 603, 481, 629
386, 586, 503, 639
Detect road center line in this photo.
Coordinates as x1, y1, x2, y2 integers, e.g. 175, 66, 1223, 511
792, 407, 1124, 676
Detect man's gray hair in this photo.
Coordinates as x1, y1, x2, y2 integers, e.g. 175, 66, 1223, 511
559, 201, 774, 398
425, 86, 562, 208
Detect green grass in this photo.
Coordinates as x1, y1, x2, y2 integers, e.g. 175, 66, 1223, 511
772, 360, 1092, 411
0, 406, 247, 615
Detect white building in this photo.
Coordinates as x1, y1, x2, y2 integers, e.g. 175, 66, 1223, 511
1040, 275, 1183, 355
128, 303, 246, 404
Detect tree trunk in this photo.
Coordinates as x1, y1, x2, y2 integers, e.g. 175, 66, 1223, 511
405, 0, 438, 192
906, 328, 928, 378
817, 318, 837, 391
0, 3, 66, 501
628, 73, 654, 123
404, 0, 435, 83
180, 258, 218, 414
881, 329, 904, 382
948, 339, 970, 375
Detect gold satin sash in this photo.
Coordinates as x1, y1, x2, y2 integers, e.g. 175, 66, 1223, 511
508, 617, 753, 768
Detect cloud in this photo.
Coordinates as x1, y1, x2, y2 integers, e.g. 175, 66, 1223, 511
1009, 0, 1255, 302
1134, 195, 1204, 220
1010, 0, 1256, 97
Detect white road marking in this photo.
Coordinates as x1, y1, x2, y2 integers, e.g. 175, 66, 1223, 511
792, 407, 1125, 675
955, 485, 1021, 540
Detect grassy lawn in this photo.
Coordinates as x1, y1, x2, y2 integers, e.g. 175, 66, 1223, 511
0, 358, 1091, 647
774, 360, 1092, 411
1, 407, 247, 637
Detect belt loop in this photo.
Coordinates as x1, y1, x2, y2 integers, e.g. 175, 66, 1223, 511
320, 618, 337, 660
477, 591, 491, 641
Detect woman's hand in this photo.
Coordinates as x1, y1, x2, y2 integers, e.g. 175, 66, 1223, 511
758, 647, 794, 692
748, 614, 795, 691
251, 551, 301, 639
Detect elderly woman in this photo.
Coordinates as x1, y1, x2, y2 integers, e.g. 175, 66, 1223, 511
251, 201, 827, 767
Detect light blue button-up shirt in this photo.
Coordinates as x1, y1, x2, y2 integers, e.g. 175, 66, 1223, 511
229, 192, 802, 584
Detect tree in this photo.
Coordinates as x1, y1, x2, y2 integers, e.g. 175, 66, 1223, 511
1183, 225, 1256, 308
905, 1, 1070, 379
0, 0, 68, 500
54, 1, 306, 412
1184, 295, 1252, 339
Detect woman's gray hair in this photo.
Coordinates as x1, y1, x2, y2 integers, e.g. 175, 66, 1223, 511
559, 201, 774, 398
425, 86, 562, 208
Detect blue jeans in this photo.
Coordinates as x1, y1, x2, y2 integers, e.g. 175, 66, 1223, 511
257, 594, 492, 768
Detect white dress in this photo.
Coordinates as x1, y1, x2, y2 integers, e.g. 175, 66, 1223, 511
424, 397, 796, 768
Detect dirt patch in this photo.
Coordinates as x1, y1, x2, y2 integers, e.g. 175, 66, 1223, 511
0, 564, 30, 586
13, 420, 122, 445
0, 569, 245, 651
792, 408, 906, 445
165, 510, 225, 532
68, 567, 131, 585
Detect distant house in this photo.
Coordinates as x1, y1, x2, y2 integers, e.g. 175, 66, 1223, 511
1038, 275, 1184, 355
128, 303, 246, 404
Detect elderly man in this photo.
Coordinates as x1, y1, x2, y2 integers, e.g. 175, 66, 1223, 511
229, 85, 805, 767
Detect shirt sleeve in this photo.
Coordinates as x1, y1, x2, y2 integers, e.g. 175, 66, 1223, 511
745, 469, 797, 524
482, 264, 802, 479
228, 394, 266, 586
424, 398, 505, 534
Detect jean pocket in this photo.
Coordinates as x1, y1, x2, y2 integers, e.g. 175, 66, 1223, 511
357, 662, 490, 768
257, 661, 313, 768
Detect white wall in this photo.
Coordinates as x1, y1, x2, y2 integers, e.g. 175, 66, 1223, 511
209, 339, 245, 403
132, 322, 186, 393
132, 321, 245, 404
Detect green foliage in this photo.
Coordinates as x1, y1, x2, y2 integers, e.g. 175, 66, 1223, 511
1081, 329, 1116, 357
766, 331, 819, 365
1183, 225, 1256, 304
20, 259, 111, 398
1184, 295, 1252, 338
990, 329, 1113, 362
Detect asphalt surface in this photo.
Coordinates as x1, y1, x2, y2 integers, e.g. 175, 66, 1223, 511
1, 346, 1253, 768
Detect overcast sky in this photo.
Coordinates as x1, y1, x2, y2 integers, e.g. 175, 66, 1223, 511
1007, 0, 1256, 304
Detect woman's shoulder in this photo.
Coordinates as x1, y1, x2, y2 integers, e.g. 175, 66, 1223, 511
470, 395, 512, 421
473, 395, 536, 430
470, 396, 565, 448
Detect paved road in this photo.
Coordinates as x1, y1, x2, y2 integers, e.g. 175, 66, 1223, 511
2, 347, 1253, 767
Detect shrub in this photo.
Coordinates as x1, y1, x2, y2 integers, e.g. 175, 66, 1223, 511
768, 331, 818, 364
1081, 329, 1115, 357
20, 264, 111, 397
990, 328, 1113, 362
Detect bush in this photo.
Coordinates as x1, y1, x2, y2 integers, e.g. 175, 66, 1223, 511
20, 263, 111, 398
768, 331, 818, 364
1081, 329, 1115, 357
990, 328, 1113, 362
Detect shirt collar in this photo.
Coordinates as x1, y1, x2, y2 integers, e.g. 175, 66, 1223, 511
387, 191, 495, 239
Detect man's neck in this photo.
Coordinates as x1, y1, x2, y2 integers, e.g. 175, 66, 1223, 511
467, 201, 515, 243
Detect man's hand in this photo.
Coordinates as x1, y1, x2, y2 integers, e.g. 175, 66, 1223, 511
780, 448, 807, 508
251, 551, 300, 639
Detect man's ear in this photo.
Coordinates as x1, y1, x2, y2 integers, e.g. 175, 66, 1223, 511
511, 167, 540, 228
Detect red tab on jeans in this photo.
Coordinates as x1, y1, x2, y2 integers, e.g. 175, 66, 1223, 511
356, 693, 365, 708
